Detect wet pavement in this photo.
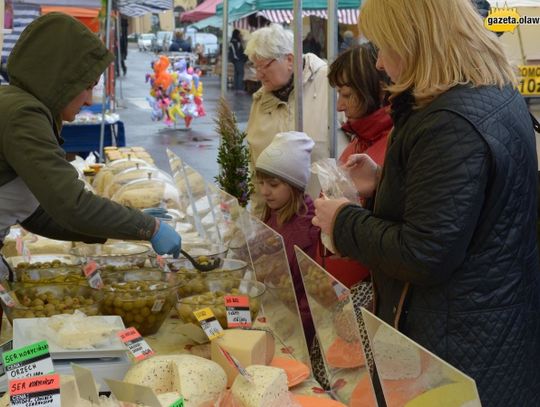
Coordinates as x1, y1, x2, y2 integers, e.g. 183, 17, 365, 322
116, 44, 253, 182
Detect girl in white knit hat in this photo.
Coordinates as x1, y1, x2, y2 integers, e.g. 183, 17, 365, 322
255, 131, 320, 346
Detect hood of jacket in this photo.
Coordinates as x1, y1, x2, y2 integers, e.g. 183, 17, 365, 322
7, 13, 113, 127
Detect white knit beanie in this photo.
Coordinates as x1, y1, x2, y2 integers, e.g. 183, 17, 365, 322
255, 131, 314, 190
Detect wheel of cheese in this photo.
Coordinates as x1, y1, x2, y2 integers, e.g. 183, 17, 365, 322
123, 354, 227, 406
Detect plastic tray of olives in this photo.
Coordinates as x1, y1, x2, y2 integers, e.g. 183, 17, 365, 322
176, 278, 265, 328
173, 259, 249, 298
3, 285, 102, 322
71, 242, 150, 268
8, 254, 85, 284
99, 269, 180, 336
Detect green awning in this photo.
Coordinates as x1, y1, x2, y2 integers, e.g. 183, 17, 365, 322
255, 0, 360, 10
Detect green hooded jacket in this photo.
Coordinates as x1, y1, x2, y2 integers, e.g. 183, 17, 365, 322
0, 13, 155, 243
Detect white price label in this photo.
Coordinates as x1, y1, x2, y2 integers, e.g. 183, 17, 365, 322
83, 261, 103, 289
224, 296, 251, 328
193, 308, 224, 340
9, 374, 61, 407
117, 328, 154, 361
0, 284, 15, 308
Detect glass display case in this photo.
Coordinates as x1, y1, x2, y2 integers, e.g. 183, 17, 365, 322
111, 174, 182, 211
103, 165, 171, 198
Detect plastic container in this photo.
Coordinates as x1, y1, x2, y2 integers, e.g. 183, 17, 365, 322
8, 254, 84, 284
175, 278, 265, 328
3, 284, 103, 322
111, 175, 181, 210
71, 242, 150, 269
99, 269, 180, 335
173, 259, 249, 298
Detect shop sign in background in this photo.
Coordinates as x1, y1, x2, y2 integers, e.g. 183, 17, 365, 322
518, 65, 540, 96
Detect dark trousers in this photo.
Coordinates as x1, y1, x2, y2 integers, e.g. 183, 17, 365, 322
232, 60, 244, 91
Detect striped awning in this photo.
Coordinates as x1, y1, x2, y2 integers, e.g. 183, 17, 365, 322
116, 0, 173, 17
258, 8, 359, 25
2, 3, 40, 60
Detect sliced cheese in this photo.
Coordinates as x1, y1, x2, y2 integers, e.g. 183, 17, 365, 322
231, 365, 292, 407
372, 325, 421, 380
211, 329, 275, 386
123, 354, 227, 406
157, 392, 183, 407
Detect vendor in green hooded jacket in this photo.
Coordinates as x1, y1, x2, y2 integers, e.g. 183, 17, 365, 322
0, 13, 181, 275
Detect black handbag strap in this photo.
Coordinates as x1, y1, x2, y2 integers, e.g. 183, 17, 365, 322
531, 113, 540, 134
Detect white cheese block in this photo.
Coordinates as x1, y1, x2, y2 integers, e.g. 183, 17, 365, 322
372, 325, 422, 380
157, 392, 183, 406
211, 329, 275, 386
231, 365, 292, 407
123, 354, 227, 406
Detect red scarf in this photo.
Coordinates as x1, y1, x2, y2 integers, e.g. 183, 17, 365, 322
339, 107, 393, 164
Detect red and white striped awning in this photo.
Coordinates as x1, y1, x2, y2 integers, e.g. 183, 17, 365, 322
257, 8, 359, 25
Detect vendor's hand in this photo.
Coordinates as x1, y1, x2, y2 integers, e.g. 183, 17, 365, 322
150, 219, 182, 258
343, 154, 381, 198
142, 207, 173, 220
312, 196, 351, 235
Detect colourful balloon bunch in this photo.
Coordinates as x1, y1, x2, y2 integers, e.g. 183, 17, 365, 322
145, 55, 206, 128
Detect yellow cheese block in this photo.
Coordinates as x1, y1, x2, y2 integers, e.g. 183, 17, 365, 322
211, 329, 275, 387
405, 382, 479, 407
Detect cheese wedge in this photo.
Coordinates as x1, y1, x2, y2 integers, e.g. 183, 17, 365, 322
211, 329, 275, 386
231, 365, 292, 407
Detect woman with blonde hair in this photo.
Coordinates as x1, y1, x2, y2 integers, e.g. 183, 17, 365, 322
312, 0, 540, 404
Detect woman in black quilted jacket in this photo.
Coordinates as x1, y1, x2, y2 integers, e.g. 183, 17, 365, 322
312, 0, 540, 405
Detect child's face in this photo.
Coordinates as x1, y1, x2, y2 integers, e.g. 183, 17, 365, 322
258, 177, 292, 210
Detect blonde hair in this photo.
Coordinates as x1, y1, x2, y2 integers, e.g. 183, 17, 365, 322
256, 172, 307, 227
359, 0, 516, 107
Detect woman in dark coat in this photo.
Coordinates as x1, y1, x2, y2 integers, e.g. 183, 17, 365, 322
312, 0, 540, 406
229, 29, 247, 92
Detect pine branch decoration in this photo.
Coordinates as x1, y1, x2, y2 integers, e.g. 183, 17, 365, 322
214, 97, 254, 207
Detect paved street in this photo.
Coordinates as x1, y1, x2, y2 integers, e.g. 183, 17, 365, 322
115, 44, 253, 182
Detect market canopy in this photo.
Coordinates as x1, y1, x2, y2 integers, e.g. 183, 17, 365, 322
487, 0, 540, 5
115, 0, 174, 17
181, 0, 222, 23
255, 0, 360, 9
41, 6, 100, 32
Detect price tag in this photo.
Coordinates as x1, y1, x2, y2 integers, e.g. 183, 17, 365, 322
156, 255, 171, 272
217, 345, 253, 383
0, 339, 14, 376
151, 299, 165, 313
2, 340, 54, 381
105, 379, 161, 407
9, 373, 61, 407
83, 261, 103, 289
193, 307, 224, 340
15, 237, 23, 256
0, 283, 16, 308
169, 398, 185, 407
71, 364, 99, 404
224, 295, 251, 328
117, 328, 155, 361
332, 281, 348, 301
22, 243, 31, 263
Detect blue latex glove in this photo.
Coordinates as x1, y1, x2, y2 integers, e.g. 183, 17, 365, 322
150, 220, 182, 258
142, 207, 173, 220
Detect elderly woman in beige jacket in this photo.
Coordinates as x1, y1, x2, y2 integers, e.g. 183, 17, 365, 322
245, 24, 329, 213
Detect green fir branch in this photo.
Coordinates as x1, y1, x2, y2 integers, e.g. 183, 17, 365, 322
214, 97, 254, 207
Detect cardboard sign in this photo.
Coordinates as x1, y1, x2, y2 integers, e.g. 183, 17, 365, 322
71, 363, 100, 404
2, 340, 54, 380
117, 328, 155, 361
224, 295, 251, 328
83, 261, 103, 289
105, 378, 161, 407
9, 373, 60, 407
193, 307, 224, 340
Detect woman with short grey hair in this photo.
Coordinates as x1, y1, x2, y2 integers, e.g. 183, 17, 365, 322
245, 24, 329, 214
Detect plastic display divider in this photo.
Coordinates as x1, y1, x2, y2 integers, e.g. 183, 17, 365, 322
295, 247, 377, 406
166, 148, 207, 240
237, 210, 311, 370
360, 308, 482, 407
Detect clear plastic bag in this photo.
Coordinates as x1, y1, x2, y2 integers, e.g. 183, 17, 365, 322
311, 159, 357, 252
